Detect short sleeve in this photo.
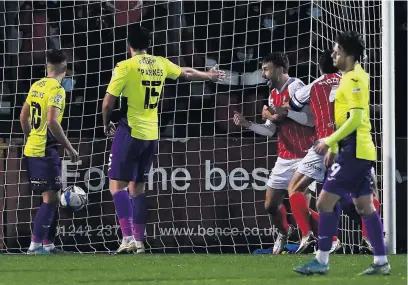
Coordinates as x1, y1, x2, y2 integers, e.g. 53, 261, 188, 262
290, 84, 311, 111
107, 62, 128, 97
343, 77, 366, 109
163, 58, 181, 80
25, 94, 32, 105
288, 79, 305, 97
47, 87, 65, 109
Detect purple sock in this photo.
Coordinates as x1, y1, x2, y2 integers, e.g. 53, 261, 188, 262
131, 194, 148, 241
362, 211, 386, 256
318, 210, 340, 251
32, 203, 56, 243
113, 190, 133, 237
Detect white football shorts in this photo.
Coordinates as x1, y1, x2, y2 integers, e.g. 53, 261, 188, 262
267, 157, 302, 190
297, 140, 326, 183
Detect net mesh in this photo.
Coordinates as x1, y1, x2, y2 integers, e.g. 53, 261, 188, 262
0, 0, 382, 253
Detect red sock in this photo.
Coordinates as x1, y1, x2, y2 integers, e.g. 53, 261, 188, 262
289, 193, 312, 236
271, 206, 289, 234
310, 209, 319, 221
362, 199, 380, 238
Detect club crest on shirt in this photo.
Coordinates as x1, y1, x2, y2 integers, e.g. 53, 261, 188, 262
54, 94, 63, 104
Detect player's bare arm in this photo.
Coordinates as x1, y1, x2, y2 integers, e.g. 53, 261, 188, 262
47, 106, 78, 162
102, 93, 117, 137
180, 64, 225, 82
19, 102, 31, 135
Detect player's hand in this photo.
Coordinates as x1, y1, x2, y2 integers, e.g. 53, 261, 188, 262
315, 141, 330, 155
262, 105, 273, 120
208, 65, 226, 82
233, 111, 251, 128
272, 106, 288, 117
324, 151, 336, 168
67, 148, 79, 163
104, 122, 116, 137
282, 102, 291, 109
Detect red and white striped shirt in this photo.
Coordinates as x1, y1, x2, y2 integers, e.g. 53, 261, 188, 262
290, 73, 341, 140
269, 78, 315, 159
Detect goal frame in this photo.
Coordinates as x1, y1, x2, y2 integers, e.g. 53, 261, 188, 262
381, 0, 396, 255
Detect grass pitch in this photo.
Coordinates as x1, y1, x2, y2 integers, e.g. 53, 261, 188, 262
0, 254, 406, 285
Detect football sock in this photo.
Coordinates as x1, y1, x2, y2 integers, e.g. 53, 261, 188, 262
32, 202, 56, 244
289, 193, 311, 237
43, 209, 59, 246
362, 211, 387, 264
271, 206, 289, 234
113, 190, 133, 237
131, 194, 148, 242
317, 203, 340, 264
28, 242, 42, 251
362, 199, 380, 238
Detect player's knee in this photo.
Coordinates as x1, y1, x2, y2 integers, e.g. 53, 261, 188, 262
42, 190, 59, 204
316, 199, 333, 213
354, 204, 374, 217
265, 201, 281, 216
129, 182, 145, 197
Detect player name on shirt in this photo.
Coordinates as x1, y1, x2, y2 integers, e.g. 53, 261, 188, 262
106, 54, 181, 141
137, 68, 164, 77
292, 73, 341, 140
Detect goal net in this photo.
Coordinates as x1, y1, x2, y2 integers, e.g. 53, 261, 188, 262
0, 0, 383, 253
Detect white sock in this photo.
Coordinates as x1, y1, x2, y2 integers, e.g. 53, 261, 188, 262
28, 242, 42, 251
123, 236, 135, 243
374, 255, 388, 265
316, 250, 330, 265
43, 243, 55, 251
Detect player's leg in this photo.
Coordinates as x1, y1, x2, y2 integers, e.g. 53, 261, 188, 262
28, 191, 59, 254
290, 146, 328, 253
265, 187, 292, 254
42, 206, 62, 253
360, 167, 380, 253
288, 172, 316, 253
352, 167, 390, 275
294, 159, 349, 275
108, 126, 137, 253
26, 149, 62, 255
127, 139, 158, 254
128, 182, 147, 253
265, 158, 301, 254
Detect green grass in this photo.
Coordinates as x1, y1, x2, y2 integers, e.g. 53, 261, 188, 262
0, 254, 406, 285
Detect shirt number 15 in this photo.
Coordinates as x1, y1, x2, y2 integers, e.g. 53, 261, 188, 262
142, 80, 161, 109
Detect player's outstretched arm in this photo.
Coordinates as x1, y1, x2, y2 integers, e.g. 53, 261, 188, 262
19, 102, 31, 136
47, 106, 78, 162
180, 65, 225, 82
233, 111, 276, 137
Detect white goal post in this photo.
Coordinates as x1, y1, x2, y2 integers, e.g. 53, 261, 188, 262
0, 0, 395, 254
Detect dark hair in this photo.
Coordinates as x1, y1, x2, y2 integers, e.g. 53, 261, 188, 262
319, 50, 338, 74
262, 52, 290, 73
335, 31, 365, 61
46, 49, 67, 65
127, 24, 152, 50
